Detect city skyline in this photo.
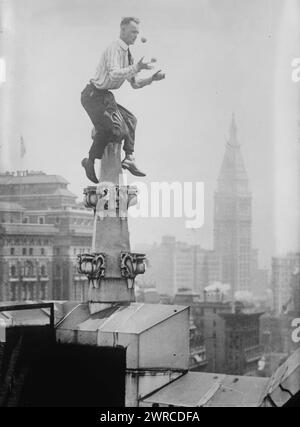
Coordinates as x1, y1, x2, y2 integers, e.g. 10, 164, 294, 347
0, 0, 299, 269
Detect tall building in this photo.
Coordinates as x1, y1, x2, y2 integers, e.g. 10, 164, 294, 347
0, 171, 93, 302
251, 248, 269, 299
214, 115, 252, 293
195, 290, 263, 375
271, 252, 300, 315
142, 236, 209, 296
173, 289, 208, 372
219, 306, 263, 375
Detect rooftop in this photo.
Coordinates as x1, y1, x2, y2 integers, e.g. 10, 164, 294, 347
0, 223, 59, 235
261, 347, 300, 407
58, 302, 188, 335
142, 371, 269, 407
0, 171, 69, 185
53, 188, 77, 198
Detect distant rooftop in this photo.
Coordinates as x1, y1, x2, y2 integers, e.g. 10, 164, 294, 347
0, 171, 69, 185
0, 223, 59, 235
53, 188, 77, 198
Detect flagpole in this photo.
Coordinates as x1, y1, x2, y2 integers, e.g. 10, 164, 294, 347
19, 134, 26, 209
20, 134, 26, 170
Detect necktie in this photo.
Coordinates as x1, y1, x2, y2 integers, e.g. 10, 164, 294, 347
128, 48, 133, 65
128, 48, 136, 84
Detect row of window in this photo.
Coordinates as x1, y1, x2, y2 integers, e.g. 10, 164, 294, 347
10, 247, 46, 256
72, 219, 93, 226
8, 247, 92, 257
7, 282, 48, 301
4, 239, 51, 246
10, 263, 48, 277
23, 216, 45, 224
21, 217, 93, 226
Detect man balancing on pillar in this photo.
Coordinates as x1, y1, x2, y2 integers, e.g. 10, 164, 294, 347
81, 16, 165, 183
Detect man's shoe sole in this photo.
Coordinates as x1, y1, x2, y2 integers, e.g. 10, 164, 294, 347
121, 162, 146, 177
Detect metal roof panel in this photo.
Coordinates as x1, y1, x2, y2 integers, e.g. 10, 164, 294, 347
142, 372, 269, 407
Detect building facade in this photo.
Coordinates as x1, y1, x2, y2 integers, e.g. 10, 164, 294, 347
213, 115, 252, 293
141, 236, 210, 297
173, 289, 208, 372
193, 290, 263, 375
271, 252, 300, 315
0, 171, 93, 302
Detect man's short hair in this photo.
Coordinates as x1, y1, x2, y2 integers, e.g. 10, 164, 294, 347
120, 17, 140, 27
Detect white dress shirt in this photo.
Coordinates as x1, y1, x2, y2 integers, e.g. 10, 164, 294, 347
90, 38, 152, 90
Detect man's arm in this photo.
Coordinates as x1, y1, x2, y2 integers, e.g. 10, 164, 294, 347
129, 70, 165, 89
129, 76, 153, 89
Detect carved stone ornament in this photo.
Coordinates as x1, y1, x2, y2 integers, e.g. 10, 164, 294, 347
120, 252, 146, 289
83, 186, 98, 211
77, 252, 106, 289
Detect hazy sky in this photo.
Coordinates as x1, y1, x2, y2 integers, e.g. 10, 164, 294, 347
0, 0, 299, 269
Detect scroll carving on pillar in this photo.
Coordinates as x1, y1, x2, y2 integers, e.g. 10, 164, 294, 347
120, 252, 146, 289
83, 186, 98, 212
77, 253, 106, 289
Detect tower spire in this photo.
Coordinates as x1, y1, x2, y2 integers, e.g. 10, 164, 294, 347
217, 113, 249, 194
214, 113, 252, 294
228, 112, 239, 147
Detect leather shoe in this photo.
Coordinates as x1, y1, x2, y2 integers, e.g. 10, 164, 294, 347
81, 158, 99, 183
121, 156, 146, 177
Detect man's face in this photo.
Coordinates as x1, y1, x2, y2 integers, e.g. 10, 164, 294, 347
121, 21, 139, 45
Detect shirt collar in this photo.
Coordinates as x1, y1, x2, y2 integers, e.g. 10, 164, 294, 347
118, 38, 129, 51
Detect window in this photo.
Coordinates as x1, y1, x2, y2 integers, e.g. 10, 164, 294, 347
22, 248, 27, 256
10, 283, 16, 300
10, 265, 17, 277
41, 265, 47, 276
41, 283, 47, 300
10, 247, 15, 256
23, 216, 29, 224
41, 248, 45, 256
29, 248, 33, 256
55, 217, 60, 224
25, 261, 34, 277
38, 216, 45, 224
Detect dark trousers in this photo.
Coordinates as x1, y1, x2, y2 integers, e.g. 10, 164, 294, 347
81, 83, 137, 160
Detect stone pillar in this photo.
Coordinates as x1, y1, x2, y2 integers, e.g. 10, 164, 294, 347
78, 142, 146, 306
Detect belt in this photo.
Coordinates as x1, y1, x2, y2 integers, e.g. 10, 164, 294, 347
88, 81, 109, 93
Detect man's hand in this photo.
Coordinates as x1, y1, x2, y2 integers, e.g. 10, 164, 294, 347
136, 56, 154, 72
151, 70, 166, 81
